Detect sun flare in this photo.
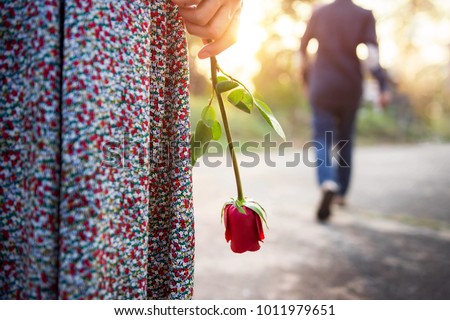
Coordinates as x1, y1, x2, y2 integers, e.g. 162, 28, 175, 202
193, 0, 269, 90
192, 0, 450, 91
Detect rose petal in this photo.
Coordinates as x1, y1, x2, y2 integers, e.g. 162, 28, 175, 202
225, 205, 261, 253
254, 211, 265, 242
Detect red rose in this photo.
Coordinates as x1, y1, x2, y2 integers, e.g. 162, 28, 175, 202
223, 200, 266, 254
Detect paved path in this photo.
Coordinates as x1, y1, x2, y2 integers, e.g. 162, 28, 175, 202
192, 144, 450, 299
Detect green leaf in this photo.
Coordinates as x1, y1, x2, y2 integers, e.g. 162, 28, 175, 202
227, 88, 253, 114
190, 133, 202, 166
235, 203, 246, 214
217, 75, 229, 83
216, 80, 239, 93
195, 119, 212, 145
245, 199, 267, 217
255, 99, 286, 141
200, 106, 220, 140
201, 106, 216, 127
234, 198, 247, 214
191, 120, 213, 165
244, 200, 269, 229
211, 121, 222, 140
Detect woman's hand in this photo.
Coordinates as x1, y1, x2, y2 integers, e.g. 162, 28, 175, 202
172, 0, 243, 59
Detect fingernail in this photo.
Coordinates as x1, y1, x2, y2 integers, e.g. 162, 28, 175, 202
198, 50, 210, 59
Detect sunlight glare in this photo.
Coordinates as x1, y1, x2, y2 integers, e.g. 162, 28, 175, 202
195, 0, 268, 91
307, 38, 319, 56
356, 43, 369, 60
192, 0, 450, 91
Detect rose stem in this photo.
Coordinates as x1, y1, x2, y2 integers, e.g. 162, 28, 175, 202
210, 56, 244, 202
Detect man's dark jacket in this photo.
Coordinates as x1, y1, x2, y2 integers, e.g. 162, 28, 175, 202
300, 0, 380, 109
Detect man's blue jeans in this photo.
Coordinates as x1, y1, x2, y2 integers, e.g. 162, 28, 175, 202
312, 105, 358, 196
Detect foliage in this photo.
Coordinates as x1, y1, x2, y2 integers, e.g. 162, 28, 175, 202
189, 0, 450, 143
191, 63, 286, 166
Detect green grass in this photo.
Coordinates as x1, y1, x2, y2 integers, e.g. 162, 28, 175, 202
190, 94, 450, 147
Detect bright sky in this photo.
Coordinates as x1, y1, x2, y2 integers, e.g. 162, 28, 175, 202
192, 0, 450, 87
356, 0, 450, 67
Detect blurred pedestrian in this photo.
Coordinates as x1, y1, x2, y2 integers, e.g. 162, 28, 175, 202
300, 0, 389, 221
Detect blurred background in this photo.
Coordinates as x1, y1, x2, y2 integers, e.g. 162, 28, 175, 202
190, 0, 450, 299
189, 0, 450, 144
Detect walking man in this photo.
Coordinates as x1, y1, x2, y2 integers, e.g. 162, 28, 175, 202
300, 0, 390, 221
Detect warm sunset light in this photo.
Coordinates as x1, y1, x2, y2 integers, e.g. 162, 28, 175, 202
187, 0, 450, 142
3, 0, 450, 309
191, 0, 450, 88
193, 0, 269, 89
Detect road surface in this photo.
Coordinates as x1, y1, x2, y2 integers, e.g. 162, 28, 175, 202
192, 144, 450, 299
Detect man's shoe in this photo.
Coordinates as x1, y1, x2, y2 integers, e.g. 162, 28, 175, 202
317, 190, 335, 222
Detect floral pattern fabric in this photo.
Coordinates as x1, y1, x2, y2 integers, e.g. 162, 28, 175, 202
0, 0, 194, 299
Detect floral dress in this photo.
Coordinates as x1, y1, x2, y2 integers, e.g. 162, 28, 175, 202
0, 0, 194, 299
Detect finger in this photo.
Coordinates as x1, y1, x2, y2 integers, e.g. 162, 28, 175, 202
197, 13, 240, 59
172, 0, 202, 7
178, 0, 224, 26
184, 4, 233, 40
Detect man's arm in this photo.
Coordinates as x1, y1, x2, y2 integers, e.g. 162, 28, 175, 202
362, 12, 390, 108
367, 46, 390, 108
367, 44, 387, 92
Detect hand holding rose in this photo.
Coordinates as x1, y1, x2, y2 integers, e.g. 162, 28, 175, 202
172, 0, 243, 58
182, 3, 286, 254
